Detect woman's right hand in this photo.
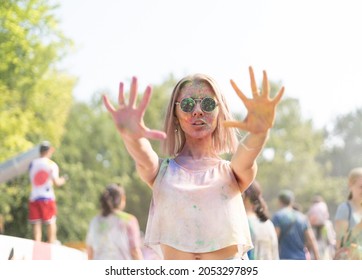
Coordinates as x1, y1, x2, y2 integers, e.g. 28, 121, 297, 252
103, 77, 167, 141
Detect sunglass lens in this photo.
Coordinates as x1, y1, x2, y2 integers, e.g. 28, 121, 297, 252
201, 97, 216, 112
180, 98, 195, 112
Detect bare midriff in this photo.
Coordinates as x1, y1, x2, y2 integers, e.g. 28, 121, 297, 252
161, 244, 239, 260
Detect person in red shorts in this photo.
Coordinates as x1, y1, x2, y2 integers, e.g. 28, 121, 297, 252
28, 141, 66, 243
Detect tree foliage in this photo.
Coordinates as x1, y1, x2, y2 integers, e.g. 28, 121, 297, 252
0, 0, 75, 236
0, 0, 74, 158
319, 108, 362, 177
0, 0, 70, 92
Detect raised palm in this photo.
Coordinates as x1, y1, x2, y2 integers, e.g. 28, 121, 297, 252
103, 77, 166, 140
223, 66, 284, 134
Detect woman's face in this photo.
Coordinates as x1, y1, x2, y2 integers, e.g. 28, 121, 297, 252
350, 176, 362, 202
175, 80, 219, 140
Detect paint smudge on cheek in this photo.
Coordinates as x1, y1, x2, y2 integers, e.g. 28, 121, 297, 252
205, 109, 219, 129
204, 113, 215, 122
176, 113, 192, 130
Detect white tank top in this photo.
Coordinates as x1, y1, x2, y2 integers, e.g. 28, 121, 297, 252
144, 158, 253, 258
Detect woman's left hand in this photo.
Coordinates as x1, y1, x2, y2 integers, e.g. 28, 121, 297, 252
223, 66, 284, 134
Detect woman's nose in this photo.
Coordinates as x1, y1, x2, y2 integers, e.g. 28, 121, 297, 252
192, 102, 204, 116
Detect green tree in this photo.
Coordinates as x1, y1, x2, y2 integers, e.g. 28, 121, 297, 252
0, 0, 70, 92
319, 108, 362, 177
0, 0, 75, 237
0, 0, 74, 158
315, 108, 362, 213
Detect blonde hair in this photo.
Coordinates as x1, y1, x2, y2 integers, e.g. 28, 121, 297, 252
162, 74, 238, 157
347, 167, 362, 200
348, 167, 362, 185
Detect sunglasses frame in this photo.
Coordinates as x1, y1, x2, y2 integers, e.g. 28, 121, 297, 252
175, 97, 218, 113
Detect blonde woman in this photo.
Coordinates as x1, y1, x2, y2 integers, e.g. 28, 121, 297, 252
103, 67, 284, 260
334, 167, 362, 259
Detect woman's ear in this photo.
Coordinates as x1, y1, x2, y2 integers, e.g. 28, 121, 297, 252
174, 118, 179, 126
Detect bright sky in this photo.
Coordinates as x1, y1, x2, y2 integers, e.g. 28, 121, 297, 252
57, 0, 362, 128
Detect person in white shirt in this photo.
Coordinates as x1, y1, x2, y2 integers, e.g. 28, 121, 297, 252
86, 183, 143, 260
28, 141, 66, 243
243, 180, 279, 260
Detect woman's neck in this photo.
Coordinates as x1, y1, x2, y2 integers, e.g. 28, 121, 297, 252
178, 142, 218, 159
182, 135, 216, 157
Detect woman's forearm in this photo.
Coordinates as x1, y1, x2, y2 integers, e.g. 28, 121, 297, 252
230, 131, 269, 190
122, 137, 159, 185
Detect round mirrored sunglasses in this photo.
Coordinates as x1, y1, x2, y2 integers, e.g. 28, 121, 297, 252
175, 97, 218, 113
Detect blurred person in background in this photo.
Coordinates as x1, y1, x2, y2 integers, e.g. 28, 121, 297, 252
307, 195, 336, 259
243, 180, 279, 259
28, 141, 66, 243
86, 183, 143, 260
272, 190, 319, 260
334, 167, 362, 260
